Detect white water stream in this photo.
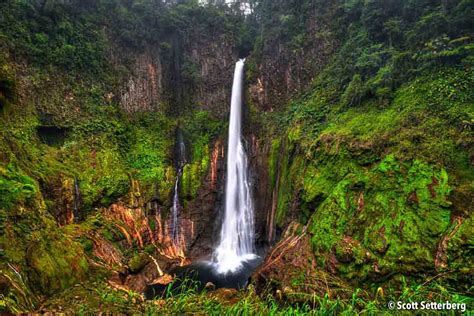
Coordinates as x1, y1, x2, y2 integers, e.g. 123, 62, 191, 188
171, 133, 186, 247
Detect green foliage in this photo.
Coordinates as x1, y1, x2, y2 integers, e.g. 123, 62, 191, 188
0, 2, 108, 75
341, 74, 365, 107
126, 114, 174, 185
181, 111, 224, 199
34, 275, 473, 314
26, 230, 89, 295
0, 165, 37, 210
181, 57, 201, 84
263, 0, 473, 288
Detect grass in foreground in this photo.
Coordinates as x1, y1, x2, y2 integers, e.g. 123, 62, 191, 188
34, 276, 473, 315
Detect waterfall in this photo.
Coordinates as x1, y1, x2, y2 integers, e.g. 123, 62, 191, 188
170, 131, 186, 247
214, 59, 256, 274
170, 174, 181, 245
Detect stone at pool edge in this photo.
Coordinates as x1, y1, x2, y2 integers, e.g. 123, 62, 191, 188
207, 288, 239, 303
205, 282, 216, 290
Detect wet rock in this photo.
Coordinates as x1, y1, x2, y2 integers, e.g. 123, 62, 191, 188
248, 1, 337, 112
128, 253, 151, 274
204, 282, 216, 291
92, 236, 124, 268
119, 51, 162, 113
124, 273, 148, 293
208, 288, 238, 302
150, 274, 174, 286
248, 134, 275, 244
124, 255, 178, 293
186, 139, 226, 259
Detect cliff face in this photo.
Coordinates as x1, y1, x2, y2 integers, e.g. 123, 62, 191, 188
0, 1, 245, 309
248, 0, 339, 111
115, 28, 237, 117
118, 49, 163, 113
246, 0, 473, 297
183, 34, 236, 118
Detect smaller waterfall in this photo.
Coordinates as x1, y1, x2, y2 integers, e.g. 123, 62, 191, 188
170, 131, 186, 247
170, 172, 181, 245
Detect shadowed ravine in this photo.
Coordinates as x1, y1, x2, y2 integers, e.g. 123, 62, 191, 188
145, 59, 261, 298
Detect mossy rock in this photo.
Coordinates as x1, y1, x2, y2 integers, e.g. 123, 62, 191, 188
308, 155, 455, 283
0, 266, 38, 313
0, 165, 37, 211
128, 252, 151, 274
26, 232, 89, 295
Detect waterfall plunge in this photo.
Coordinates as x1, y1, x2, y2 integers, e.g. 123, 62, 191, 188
214, 59, 256, 274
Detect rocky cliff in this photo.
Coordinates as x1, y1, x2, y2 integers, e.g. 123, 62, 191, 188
246, 0, 473, 299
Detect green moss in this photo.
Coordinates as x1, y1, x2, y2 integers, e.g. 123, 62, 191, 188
302, 154, 361, 205
127, 115, 174, 185
144, 244, 155, 255
128, 252, 150, 273
308, 155, 452, 280
76, 142, 130, 210
273, 139, 291, 226
181, 111, 223, 199
446, 213, 474, 274
0, 164, 37, 210
268, 138, 281, 190
264, 59, 472, 287
272, 138, 310, 225
26, 230, 89, 295
182, 139, 210, 199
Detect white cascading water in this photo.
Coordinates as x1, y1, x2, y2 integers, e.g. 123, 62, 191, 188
171, 133, 186, 247
214, 59, 256, 274
170, 174, 181, 245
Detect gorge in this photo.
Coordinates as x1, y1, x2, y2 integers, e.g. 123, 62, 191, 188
0, 0, 472, 314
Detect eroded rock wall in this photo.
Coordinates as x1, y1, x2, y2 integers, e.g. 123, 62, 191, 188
249, 0, 339, 111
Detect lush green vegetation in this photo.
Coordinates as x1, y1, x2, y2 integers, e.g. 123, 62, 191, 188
0, 0, 235, 312
254, 0, 473, 310
35, 276, 472, 315
0, 0, 472, 314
